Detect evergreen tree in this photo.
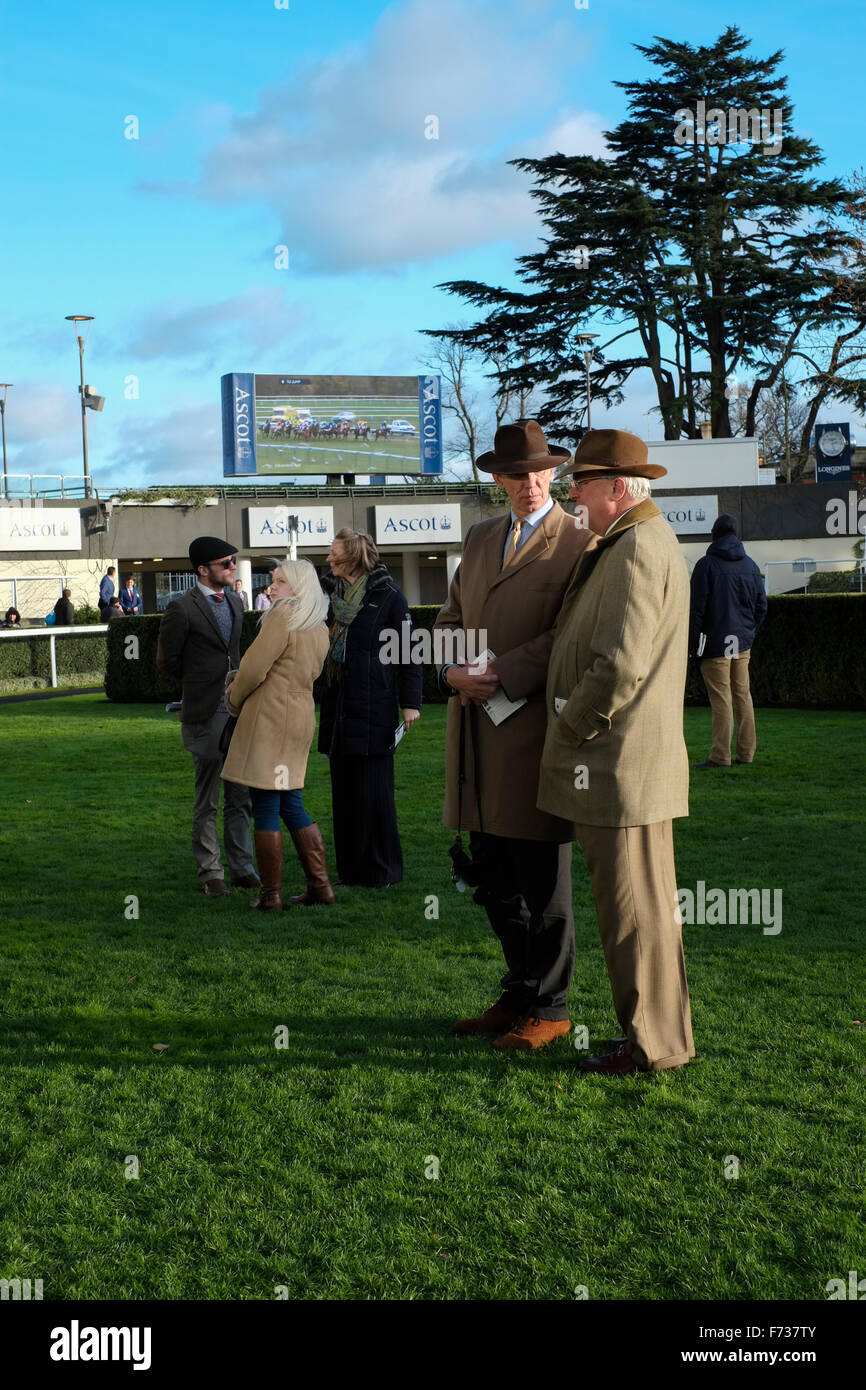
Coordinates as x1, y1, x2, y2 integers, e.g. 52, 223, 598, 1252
425, 27, 857, 442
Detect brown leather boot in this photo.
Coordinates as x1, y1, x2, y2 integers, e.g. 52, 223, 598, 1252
288, 823, 335, 906
251, 830, 283, 910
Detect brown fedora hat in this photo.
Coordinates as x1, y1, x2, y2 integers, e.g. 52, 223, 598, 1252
476, 419, 571, 475
556, 428, 667, 480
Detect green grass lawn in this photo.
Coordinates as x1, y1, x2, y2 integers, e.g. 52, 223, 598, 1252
0, 697, 863, 1301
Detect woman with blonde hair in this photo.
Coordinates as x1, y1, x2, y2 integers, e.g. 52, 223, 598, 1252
221, 558, 332, 910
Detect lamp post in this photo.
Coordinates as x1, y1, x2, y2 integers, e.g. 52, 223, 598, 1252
0, 384, 11, 499
576, 333, 599, 430
65, 315, 94, 495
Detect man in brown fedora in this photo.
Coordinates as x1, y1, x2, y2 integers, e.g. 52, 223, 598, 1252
434, 420, 595, 1050
538, 428, 695, 1075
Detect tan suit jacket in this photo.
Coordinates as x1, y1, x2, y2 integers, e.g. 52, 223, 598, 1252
435, 501, 595, 840
222, 610, 329, 791
538, 500, 690, 828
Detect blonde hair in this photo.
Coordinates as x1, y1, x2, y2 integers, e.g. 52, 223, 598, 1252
333, 527, 378, 574
261, 558, 328, 632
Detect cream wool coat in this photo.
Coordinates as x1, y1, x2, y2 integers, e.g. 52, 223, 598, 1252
435, 501, 595, 841
221, 608, 329, 792
538, 500, 690, 828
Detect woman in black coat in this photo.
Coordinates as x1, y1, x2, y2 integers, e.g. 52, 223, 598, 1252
318, 528, 422, 886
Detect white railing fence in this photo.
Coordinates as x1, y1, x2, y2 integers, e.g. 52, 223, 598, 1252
0, 625, 108, 688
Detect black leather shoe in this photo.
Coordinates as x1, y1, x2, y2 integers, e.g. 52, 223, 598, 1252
733, 758, 752, 766
693, 759, 727, 769
579, 1041, 642, 1076
231, 873, 261, 889
202, 878, 230, 897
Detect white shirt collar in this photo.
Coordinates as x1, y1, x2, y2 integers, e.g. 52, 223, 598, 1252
603, 502, 642, 536
511, 495, 554, 529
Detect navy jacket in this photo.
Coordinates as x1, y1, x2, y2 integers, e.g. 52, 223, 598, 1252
689, 535, 768, 659
317, 564, 423, 757
120, 585, 143, 615
99, 575, 115, 607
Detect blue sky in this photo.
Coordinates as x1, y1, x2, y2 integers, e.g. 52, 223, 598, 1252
1, 0, 863, 487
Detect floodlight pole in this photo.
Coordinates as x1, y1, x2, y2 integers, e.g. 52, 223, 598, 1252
577, 334, 599, 430
0, 384, 11, 499
66, 315, 94, 496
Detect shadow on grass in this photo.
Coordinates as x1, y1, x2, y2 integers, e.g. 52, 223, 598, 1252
0, 1010, 664, 1089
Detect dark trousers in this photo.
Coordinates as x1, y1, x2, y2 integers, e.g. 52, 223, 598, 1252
469, 832, 575, 1020
329, 753, 403, 886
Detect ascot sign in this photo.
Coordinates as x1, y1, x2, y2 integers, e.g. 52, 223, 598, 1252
0, 507, 82, 551
654, 495, 718, 534
247, 506, 335, 547
373, 504, 462, 544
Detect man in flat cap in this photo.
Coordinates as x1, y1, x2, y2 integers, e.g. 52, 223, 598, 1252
157, 536, 259, 897
435, 420, 595, 1050
538, 429, 695, 1075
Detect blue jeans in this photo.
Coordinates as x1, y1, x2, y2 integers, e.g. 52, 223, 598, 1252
250, 787, 313, 832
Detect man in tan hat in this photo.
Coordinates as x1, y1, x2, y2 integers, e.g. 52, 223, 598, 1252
537, 428, 695, 1075
435, 420, 595, 1050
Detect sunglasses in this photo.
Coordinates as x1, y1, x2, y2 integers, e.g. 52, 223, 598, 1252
215, 557, 237, 568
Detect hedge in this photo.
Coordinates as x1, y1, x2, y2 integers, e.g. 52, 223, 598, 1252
105, 596, 866, 711
0, 630, 109, 692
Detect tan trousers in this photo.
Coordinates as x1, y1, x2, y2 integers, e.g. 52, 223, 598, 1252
574, 820, 695, 1071
700, 650, 756, 765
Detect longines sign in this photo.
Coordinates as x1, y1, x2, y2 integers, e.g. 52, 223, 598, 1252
374, 504, 462, 544
0, 507, 82, 551
247, 506, 335, 547
655, 495, 718, 534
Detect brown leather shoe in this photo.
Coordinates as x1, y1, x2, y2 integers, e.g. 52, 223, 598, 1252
202, 878, 229, 897
251, 830, 283, 911
452, 999, 522, 1037
287, 823, 335, 905
493, 1016, 571, 1051
579, 1041, 642, 1075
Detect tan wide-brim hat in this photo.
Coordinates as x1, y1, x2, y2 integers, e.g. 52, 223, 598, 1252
476, 419, 571, 475
555, 428, 667, 481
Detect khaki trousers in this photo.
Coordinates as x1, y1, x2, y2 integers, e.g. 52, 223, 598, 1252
574, 820, 695, 1071
700, 650, 756, 765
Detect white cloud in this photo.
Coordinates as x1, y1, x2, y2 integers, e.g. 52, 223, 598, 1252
142, 0, 605, 272
118, 287, 306, 369
105, 403, 221, 484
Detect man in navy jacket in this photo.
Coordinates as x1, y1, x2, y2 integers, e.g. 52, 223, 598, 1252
689, 514, 767, 768
119, 575, 143, 615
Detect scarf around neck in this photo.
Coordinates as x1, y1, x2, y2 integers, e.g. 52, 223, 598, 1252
326, 571, 369, 682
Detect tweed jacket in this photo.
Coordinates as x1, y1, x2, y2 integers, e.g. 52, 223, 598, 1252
435, 501, 595, 841
156, 586, 244, 725
222, 608, 329, 791
538, 500, 690, 828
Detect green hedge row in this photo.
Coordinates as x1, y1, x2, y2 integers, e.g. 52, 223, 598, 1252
105, 596, 866, 711
0, 632, 109, 684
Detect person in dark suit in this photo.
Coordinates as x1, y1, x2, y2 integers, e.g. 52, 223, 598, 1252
689, 514, 768, 768
317, 528, 422, 887
120, 576, 143, 615
156, 536, 259, 897
53, 589, 75, 626
99, 567, 116, 609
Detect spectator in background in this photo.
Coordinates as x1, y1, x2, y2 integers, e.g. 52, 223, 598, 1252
318, 528, 422, 888
2, 606, 21, 628
53, 589, 75, 626
222, 559, 332, 910
120, 575, 143, 615
254, 585, 272, 612
689, 514, 768, 769
103, 597, 124, 621
233, 579, 249, 607
99, 566, 116, 609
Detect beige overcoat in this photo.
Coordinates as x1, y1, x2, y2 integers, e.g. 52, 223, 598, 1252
221, 608, 329, 792
538, 500, 690, 828
435, 501, 595, 841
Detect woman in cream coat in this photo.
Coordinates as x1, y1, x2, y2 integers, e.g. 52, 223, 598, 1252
222, 559, 331, 910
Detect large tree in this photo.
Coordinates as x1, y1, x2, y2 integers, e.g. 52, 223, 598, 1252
425, 27, 860, 443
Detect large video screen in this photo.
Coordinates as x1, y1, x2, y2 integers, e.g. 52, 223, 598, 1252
221, 373, 443, 476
